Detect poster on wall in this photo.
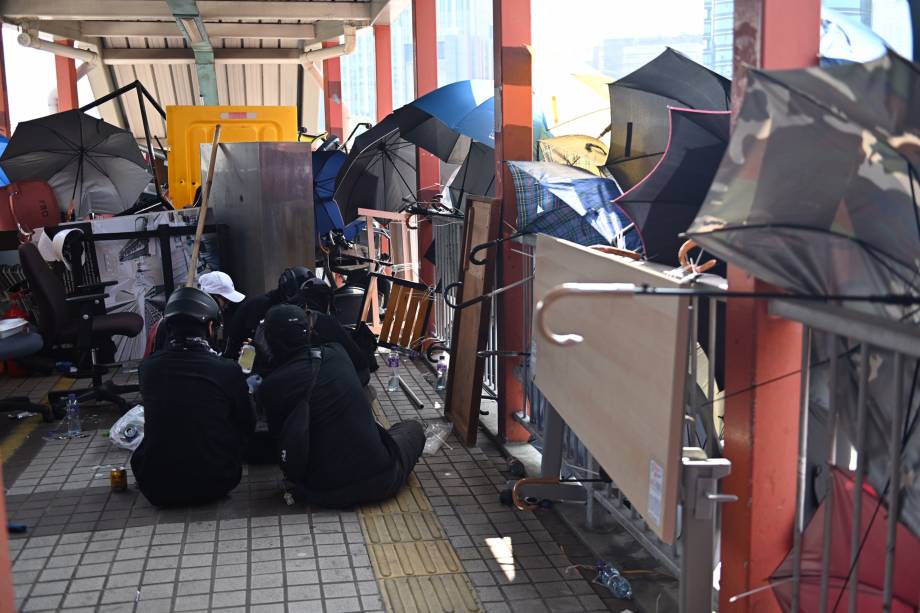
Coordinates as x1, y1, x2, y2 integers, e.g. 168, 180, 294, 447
33, 208, 220, 362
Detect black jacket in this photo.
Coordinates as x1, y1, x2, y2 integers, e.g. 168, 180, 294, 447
223, 291, 282, 360
132, 340, 254, 506
256, 343, 399, 507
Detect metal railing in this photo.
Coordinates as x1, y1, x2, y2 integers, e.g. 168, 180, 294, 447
432, 217, 499, 395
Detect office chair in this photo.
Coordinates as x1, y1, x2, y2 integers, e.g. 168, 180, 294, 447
18, 242, 143, 412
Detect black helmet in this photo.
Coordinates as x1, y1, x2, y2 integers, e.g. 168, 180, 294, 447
300, 277, 334, 313
164, 287, 221, 324
278, 266, 315, 302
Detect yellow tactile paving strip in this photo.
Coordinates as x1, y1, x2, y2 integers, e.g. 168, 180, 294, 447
363, 400, 483, 613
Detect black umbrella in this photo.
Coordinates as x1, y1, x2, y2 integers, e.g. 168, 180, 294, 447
606, 48, 731, 190
687, 50, 920, 306
447, 142, 495, 211
334, 113, 418, 224
614, 108, 730, 266
0, 109, 150, 217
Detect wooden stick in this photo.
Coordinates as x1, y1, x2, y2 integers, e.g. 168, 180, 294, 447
186, 124, 222, 288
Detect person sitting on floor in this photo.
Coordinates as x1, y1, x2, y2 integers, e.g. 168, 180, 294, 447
146, 270, 246, 356
132, 287, 254, 507
223, 266, 315, 360
256, 305, 425, 508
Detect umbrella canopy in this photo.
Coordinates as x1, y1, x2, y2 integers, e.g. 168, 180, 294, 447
606, 48, 731, 190
452, 96, 554, 157
615, 108, 730, 266
820, 7, 888, 65
770, 467, 920, 612
0, 110, 150, 216
508, 161, 640, 249
686, 51, 920, 304
538, 135, 608, 176
313, 150, 347, 237
0, 135, 8, 187
334, 113, 417, 223
396, 79, 493, 163
535, 71, 612, 139
446, 142, 496, 211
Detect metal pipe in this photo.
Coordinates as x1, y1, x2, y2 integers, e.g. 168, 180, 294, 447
849, 343, 871, 613
790, 327, 812, 612
17, 31, 99, 65
819, 334, 839, 613
302, 27, 357, 64
882, 352, 905, 612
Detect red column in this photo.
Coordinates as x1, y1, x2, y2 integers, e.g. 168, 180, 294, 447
719, 1, 820, 611
0, 27, 16, 613
54, 40, 79, 112
374, 25, 393, 121
412, 0, 438, 287
0, 28, 10, 136
322, 41, 344, 140
494, 0, 532, 442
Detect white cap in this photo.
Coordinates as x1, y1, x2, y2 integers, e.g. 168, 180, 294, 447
199, 271, 245, 303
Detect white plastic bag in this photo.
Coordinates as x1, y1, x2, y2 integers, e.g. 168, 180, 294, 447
109, 405, 145, 451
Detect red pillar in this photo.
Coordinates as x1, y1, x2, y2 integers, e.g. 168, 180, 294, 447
322, 41, 344, 140
494, 0, 532, 442
719, 1, 820, 611
374, 25, 393, 121
412, 0, 438, 287
54, 40, 79, 112
0, 28, 17, 613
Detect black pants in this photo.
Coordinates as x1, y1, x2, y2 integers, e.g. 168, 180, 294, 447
385, 420, 426, 489
302, 420, 426, 508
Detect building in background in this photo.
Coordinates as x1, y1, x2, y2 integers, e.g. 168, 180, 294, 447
436, 0, 493, 85
391, 4, 416, 109
340, 27, 377, 142
592, 35, 707, 79
703, 0, 735, 78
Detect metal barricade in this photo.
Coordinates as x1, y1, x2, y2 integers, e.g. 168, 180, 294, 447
433, 217, 499, 395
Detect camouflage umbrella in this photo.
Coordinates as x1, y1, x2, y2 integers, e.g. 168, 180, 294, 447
687, 51, 920, 306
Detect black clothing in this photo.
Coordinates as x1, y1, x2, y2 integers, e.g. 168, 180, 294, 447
257, 343, 424, 508
314, 313, 369, 385
132, 340, 254, 507
223, 290, 282, 360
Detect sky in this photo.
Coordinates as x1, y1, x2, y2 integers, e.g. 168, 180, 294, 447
2, 24, 97, 132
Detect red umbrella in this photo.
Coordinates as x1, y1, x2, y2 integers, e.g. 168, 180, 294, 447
771, 467, 920, 612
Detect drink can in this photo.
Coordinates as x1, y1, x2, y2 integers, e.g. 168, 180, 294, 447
110, 467, 128, 492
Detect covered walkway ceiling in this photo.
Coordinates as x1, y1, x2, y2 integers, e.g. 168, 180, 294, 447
0, 0, 402, 138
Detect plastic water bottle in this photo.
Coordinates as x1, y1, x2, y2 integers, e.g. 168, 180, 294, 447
435, 356, 448, 391
64, 393, 82, 438
386, 353, 400, 392
595, 562, 633, 600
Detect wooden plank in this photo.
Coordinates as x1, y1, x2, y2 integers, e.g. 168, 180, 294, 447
408, 295, 430, 348
385, 286, 412, 345
379, 283, 404, 343
532, 234, 689, 543
444, 198, 501, 447
399, 290, 422, 348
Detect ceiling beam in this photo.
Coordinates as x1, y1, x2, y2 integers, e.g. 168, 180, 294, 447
102, 47, 311, 64
70, 20, 319, 39
165, 0, 218, 105
0, 0, 372, 21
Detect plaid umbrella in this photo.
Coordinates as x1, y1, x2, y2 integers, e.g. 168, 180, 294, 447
508, 161, 640, 249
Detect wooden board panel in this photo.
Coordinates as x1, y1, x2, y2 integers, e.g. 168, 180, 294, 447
444, 198, 501, 447
386, 287, 412, 345
379, 283, 405, 343
408, 296, 431, 348
399, 291, 423, 348
533, 235, 689, 543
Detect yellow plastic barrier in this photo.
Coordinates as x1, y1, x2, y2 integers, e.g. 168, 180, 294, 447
166, 106, 298, 208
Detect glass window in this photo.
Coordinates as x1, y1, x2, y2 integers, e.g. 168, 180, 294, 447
436, 0, 494, 86
391, 4, 415, 109
341, 27, 377, 141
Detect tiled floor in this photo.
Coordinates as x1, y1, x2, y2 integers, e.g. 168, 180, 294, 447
3, 358, 629, 612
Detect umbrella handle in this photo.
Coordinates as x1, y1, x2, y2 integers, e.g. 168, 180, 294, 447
678, 239, 717, 274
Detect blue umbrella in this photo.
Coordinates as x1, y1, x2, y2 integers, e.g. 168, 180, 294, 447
508, 161, 641, 249
396, 80, 493, 163
453, 97, 554, 157
0, 135, 8, 186
313, 150, 347, 237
